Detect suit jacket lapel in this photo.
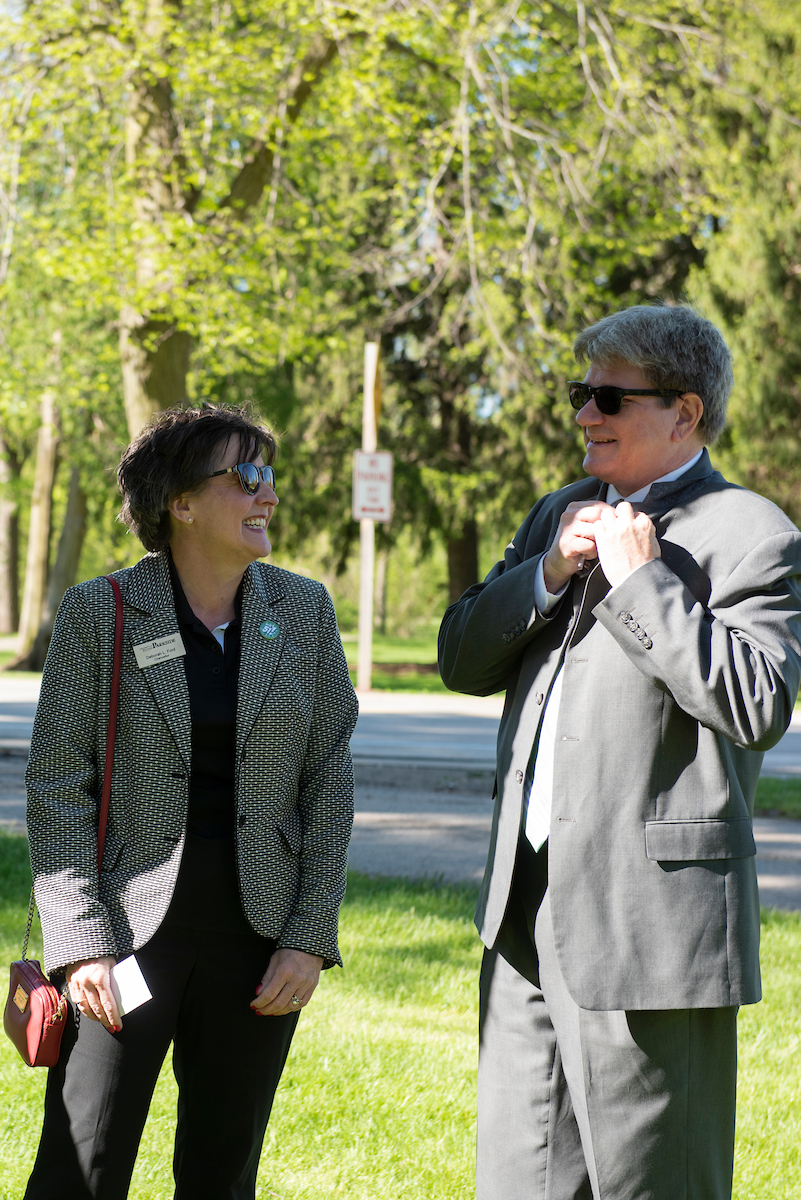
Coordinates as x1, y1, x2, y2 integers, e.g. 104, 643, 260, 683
236, 563, 287, 759
565, 452, 716, 646
640, 448, 714, 518
569, 562, 611, 648
120, 554, 192, 770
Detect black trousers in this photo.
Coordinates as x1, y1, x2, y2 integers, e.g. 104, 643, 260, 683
25, 834, 299, 1200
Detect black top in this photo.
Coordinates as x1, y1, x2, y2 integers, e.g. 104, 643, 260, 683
168, 554, 242, 839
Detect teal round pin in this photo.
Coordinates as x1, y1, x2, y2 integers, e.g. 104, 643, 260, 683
259, 620, 280, 640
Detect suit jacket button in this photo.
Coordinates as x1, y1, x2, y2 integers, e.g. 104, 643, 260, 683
515, 770, 524, 784
238, 813, 246, 828
536, 692, 544, 704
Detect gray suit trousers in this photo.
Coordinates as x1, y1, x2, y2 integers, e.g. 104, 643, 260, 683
477, 843, 738, 1200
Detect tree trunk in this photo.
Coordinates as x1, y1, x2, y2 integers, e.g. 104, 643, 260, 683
0, 432, 20, 634
9, 342, 61, 669
19, 465, 88, 671
120, 305, 193, 437
121, 63, 196, 438
447, 518, 479, 605
117, 32, 338, 440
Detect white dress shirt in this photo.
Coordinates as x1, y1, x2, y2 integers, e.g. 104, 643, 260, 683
524, 450, 703, 851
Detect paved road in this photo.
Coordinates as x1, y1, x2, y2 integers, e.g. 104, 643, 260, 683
0, 678, 38, 753
2, 679, 801, 910
5, 679, 801, 774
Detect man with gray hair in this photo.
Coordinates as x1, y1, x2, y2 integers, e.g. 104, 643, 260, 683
439, 303, 801, 1199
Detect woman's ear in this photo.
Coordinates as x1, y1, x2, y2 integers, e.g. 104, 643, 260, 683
169, 494, 195, 526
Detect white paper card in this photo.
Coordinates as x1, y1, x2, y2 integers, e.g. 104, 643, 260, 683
133, 632, 186, 669
110, 955, 152, 1017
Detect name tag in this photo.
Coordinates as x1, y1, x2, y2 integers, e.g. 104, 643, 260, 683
133, 632, 186, 669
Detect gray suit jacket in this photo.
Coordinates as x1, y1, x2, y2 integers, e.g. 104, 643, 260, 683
439, 452, 801, 1010
27, 552, 358, 975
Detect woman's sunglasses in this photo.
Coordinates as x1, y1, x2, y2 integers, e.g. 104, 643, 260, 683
568, 381, 685, 415
209, 462, 277, 495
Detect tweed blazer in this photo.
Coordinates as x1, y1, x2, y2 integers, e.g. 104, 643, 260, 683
27, 552, 358, 975
439, 451, 801, 1011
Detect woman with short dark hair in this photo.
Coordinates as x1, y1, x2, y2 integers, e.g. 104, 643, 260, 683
24, 404, 357, 1199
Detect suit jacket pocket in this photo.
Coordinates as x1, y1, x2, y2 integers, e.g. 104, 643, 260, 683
644, 817, 756, 861
276, 810, 303, 856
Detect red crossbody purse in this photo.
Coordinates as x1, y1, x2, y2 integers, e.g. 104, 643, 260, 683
3, 575, 124, 1067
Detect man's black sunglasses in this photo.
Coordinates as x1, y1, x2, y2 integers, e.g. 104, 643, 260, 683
568, 381, 685, 415
209, 462, 277, 495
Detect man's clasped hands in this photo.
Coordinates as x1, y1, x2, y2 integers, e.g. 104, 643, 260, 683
542, 501, 661, 595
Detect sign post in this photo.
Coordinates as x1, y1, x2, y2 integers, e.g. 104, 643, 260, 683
354, 343, 392, 691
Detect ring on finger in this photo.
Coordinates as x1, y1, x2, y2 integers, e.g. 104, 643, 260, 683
290, 995, 301, 1007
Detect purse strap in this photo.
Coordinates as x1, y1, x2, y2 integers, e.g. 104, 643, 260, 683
97, 575, 124, 870
22, 574, 124, 960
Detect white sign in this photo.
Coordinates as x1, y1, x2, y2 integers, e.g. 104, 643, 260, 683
133, 633, 186, 669
353, 451, 393, 522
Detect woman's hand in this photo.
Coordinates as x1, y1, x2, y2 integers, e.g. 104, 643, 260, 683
251, 948, 323, 1017
65, 956, 121, 1033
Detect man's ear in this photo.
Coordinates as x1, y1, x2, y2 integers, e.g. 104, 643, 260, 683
673, 392, 704, 442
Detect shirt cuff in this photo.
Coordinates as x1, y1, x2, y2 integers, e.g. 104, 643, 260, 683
535, 558, 569, 615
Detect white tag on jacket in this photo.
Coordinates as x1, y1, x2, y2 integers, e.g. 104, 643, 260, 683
133, 632, 186, 669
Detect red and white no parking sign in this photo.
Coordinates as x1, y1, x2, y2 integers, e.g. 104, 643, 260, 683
352, 450, 393, 522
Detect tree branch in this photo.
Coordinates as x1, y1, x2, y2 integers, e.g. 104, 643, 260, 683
217, 35, 339, 217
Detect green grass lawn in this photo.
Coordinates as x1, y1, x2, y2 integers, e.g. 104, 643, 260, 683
0, 835, 478, 1199
341, 628, 440, 665
1, 833, 800, 1199
342, 628, 451, 694
348, 667, 450, 694
754, 777, 801, 819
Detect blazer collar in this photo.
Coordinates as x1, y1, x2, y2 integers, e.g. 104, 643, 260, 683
568, 450, 716, 645
118, 551, 174, 615
236, 564, 288, 756
115, 553, 289, 767
112, 554, 287, 768
596, 448, 714, 516
117, 553, 190, 768
118, 551, 287, 615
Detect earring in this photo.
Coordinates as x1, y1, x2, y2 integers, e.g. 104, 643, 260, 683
187, 517, 194, 524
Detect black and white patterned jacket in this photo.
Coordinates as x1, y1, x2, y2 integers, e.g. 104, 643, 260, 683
26, 552, 358, 975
